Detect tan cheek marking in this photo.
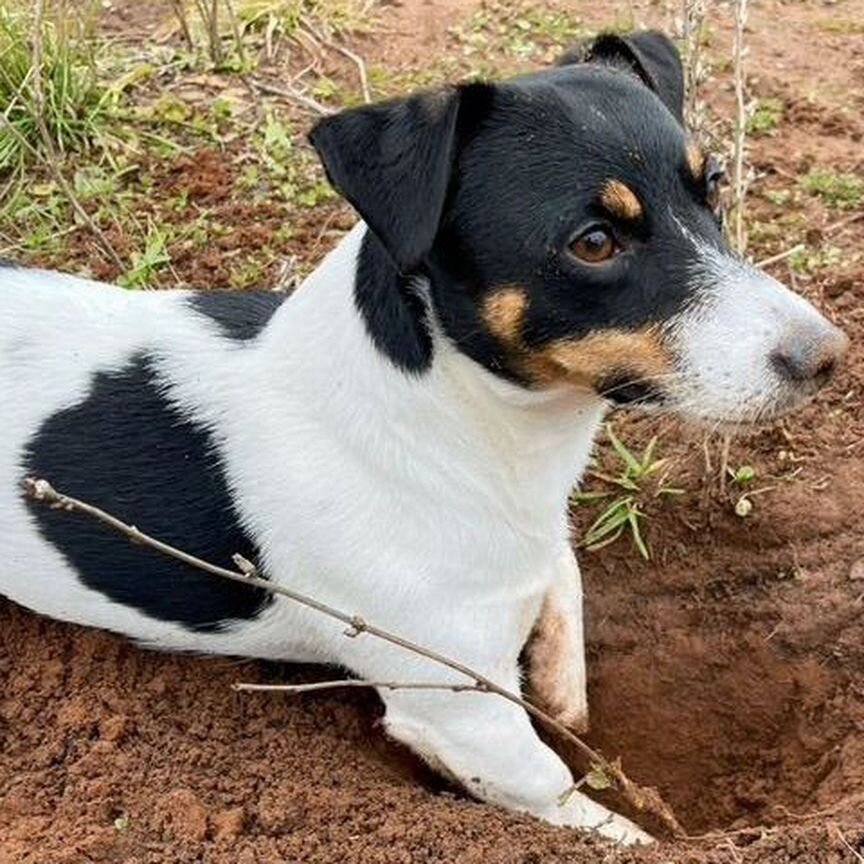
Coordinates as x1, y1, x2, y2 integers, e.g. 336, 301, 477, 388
521, 327, 673, 389
600, 179, 643, 221
481, 286, 528, 344
687, 142, 707, 182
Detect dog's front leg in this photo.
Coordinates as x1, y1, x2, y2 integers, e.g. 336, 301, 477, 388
526, 547, 589, 733
378, 661, 650, 845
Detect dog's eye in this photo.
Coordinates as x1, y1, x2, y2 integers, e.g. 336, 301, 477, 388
706, 158, 726, 213
569, 226, 619, 264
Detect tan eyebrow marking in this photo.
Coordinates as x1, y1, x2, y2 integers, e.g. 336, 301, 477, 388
686, 142, 707, 181
481, 286, 528, 344
599, 180, 643, 222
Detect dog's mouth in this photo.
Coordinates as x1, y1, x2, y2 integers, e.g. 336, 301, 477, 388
597, 372, 821, 431
597, 373, 668, 409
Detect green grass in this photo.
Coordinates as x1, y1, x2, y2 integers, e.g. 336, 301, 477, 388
814, 19, 864, 36
788, 243, 844, 276
0, 5, 110, 172
571, 426, 683, 561
801, 169, 864, 210
747, 97, 783, 137
118, 224, 171, 288
450, 0, 587, 65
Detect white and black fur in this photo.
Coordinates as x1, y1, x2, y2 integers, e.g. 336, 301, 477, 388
0, 33, 847, 845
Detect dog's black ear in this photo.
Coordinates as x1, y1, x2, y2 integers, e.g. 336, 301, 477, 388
558, 30, 685, 125
310, 85, 484, 272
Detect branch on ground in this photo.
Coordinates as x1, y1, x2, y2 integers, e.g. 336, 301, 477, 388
23, 476, 684, 839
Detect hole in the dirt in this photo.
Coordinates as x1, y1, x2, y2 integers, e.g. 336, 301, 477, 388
581, 571, 862, 833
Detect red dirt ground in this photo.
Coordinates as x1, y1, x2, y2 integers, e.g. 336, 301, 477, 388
1, 1, 863, 862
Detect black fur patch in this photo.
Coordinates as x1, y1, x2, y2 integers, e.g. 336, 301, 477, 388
354, 230, 433, 373
23, 354, 272, 632
187, 291, 286, 341
597, 374, 664, 407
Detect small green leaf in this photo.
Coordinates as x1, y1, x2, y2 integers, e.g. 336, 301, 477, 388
606, 425, 641, 476
583, 497, 632, 544
640, 435, 659, 472
570, 490, 612, 503
733, 465, 756, 485
628, 510, 650, 560
585, 764, 613, 791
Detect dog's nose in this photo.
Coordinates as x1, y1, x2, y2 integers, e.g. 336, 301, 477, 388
770, 322, 848, 386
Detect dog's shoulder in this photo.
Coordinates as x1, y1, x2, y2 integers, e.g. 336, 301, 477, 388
185, 290, 288, 341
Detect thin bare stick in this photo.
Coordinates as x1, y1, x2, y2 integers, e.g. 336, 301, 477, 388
680, 0, 709, 134
730, 0, 750, 253
222, 0, 248, 68
301, 17, 370, 104
23, 476, 683, 838
234, 679, 483, 694
757, 243, 805, 269
331, 40, 371, 104
834, 828, 864, 864
209, 0, 223, 65
826, 211, 864, 235
29, 0, 123, 271
168, 0, 195, 50
249, 78, 333, 116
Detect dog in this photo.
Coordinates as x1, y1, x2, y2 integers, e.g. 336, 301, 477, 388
0, 31, 847, 845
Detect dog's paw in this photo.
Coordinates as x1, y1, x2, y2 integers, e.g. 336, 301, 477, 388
545, 791, 653, 846
594, 815, 654, 846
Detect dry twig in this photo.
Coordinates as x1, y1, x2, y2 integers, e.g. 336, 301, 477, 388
833, 826, 864, 864
222, 0, 248, 68
757, 243, 805, 269
301, 16, 371, 104
23, 476, 683, 838
28, 0, 123, 271
249, 78, 334, 116
234, 679, 483, 695
168, 0, 194, 49
730, 0, 750, 254
680, 0, 709, 133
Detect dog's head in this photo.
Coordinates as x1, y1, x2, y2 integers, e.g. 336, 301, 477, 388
310, 31, 847, 426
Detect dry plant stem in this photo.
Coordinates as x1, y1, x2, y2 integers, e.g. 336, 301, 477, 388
249, 79, 333, 115
222, 0, 248, 68
730, 0, 750, 253
234, 680, 483, 695
757, 243, 805, 269
719, 433, 732, 490
680, 0, 708, 132
832, 826, 864, 863
22, 477, 684, 838
209, 0, 223, 64
29, 0, 124, 271
301, 16, 371, 104
169, 0, 194, 49
826, 211, 864, 235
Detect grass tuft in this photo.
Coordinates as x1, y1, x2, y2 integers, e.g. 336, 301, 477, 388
801, 169, 864, 211
0, 4, 109, 172
746, 97, 782, 137
571, 426, 683, 561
